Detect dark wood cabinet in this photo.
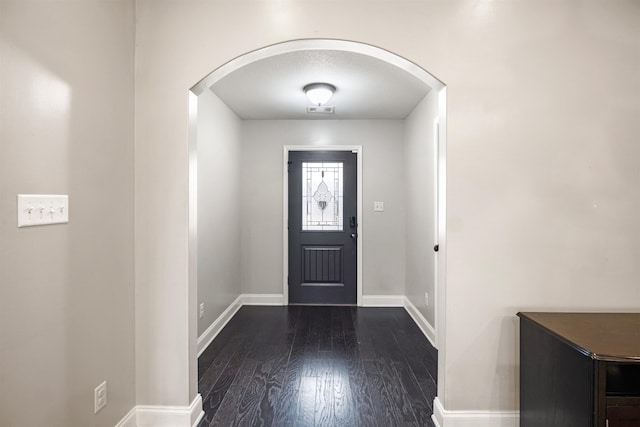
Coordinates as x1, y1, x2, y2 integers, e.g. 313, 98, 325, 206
518, 312, 640, 427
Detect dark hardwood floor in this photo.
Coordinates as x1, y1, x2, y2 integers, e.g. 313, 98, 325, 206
197, 306, 437, 427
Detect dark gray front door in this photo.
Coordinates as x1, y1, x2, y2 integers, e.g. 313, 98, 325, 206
288, 150, 357, 305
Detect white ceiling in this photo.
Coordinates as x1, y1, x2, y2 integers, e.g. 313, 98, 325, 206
210, 49, 432, 120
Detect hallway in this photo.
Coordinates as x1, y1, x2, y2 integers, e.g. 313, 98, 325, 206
197, 306, 438, 426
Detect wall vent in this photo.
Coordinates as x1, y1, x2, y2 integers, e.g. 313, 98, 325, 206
307, 106, 335, 114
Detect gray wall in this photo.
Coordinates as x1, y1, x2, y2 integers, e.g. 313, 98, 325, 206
404, 90, 440, 328
133, 0, 640, 414
0, 1, 136, 426
240, 120, 406, 296
197, 90, 242, 336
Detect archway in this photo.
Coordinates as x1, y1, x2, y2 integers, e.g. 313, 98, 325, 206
188, 39, 447, 422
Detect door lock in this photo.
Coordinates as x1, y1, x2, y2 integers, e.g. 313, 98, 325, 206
349, 216, 357, 228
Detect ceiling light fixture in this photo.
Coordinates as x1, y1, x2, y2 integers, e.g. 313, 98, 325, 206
303, 83, 336, 106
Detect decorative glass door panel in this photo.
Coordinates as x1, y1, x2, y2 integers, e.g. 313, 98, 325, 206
301, 162, 343, 231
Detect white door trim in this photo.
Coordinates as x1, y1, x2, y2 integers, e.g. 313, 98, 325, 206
433, 117, 440, 348
283, 145, 363, 306
436, 87, 448, 392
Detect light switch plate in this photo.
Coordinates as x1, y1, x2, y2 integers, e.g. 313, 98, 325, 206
17, 194, 69, 227
373, 201, 384, 212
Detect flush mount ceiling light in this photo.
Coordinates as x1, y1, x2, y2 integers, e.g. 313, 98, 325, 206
303, 83, 336, 106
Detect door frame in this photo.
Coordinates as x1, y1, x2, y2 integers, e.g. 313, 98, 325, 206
283, 145, 363, 306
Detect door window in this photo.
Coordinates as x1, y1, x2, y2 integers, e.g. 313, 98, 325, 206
301, 162, 343, 231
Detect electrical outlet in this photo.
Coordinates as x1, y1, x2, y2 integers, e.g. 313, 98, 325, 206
199, 303, 205, 319
425, 292, 429, 307
94, 381, 107, 414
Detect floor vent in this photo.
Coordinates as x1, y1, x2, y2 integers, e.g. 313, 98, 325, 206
307, 106, 335, 114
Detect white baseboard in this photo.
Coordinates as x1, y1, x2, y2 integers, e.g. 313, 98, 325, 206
432, 397, 519, 427
115, 394, 203, 427
403, 296, 437, 348
240, 293, 285, 305
191, 395, 205, 427
197, 293, 285, 356
362, 294, 405, 307
134, 394, 203, 427
114, 406, 137, 427
197, 295, 243, 356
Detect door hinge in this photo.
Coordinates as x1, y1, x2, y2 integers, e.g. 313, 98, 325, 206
287, 160, 293, 173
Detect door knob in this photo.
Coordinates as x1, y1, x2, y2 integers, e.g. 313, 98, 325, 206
351, 233, 357, 239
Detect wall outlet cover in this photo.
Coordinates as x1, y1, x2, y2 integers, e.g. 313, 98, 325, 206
94, 381, 107, 414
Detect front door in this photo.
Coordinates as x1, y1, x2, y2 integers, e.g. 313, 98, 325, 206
288, 150, 357, 305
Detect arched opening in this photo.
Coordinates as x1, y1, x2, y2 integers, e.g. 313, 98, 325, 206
188, 39, 447, 423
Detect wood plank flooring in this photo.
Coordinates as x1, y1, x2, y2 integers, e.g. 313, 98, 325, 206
198, 306, 437, 427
